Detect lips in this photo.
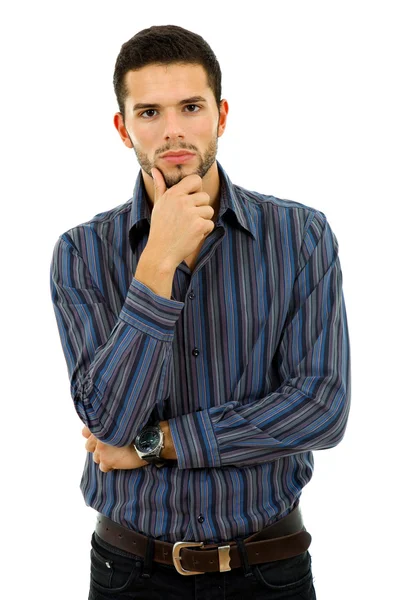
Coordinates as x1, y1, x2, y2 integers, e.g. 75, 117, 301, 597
160, 151, 195, 164
161, 151, 195, 158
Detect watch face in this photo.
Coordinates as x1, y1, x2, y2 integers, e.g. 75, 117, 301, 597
139, 430, 159, 453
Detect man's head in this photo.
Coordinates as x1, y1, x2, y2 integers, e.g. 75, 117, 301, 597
113, 25, 228, 189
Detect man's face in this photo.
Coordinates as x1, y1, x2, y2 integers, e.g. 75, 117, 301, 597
116, 63, 227, 188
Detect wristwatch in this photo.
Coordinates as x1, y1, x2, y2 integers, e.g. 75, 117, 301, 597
133, 422, 169, 468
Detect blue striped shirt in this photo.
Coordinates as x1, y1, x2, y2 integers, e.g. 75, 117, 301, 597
50, 161, 351, 543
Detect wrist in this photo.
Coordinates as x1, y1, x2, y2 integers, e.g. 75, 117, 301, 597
140, 245, 177, 275
159, 420, 177, 460
134, 248, 176, 300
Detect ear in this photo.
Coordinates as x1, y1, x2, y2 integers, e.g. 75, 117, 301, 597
113, 112, 134, 148
217, 99, 229, 137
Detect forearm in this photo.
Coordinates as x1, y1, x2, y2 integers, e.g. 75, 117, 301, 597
168, 223, 351, 470
169, 374, 350, 470
51, 235, 184, 447
133, 253, 178, 456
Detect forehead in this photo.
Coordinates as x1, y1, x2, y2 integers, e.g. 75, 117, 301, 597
124, 63, 212, 106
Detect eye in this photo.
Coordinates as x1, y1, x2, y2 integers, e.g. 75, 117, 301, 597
139, 105, 201, 118
185, 104, 200, 112
140, 109, 158, 118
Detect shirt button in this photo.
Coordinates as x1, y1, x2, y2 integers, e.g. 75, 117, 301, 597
197, 514, 204, 523
188, 291, 195, 300
192, 348, 200, 357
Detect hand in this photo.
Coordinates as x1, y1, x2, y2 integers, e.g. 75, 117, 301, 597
148, 168, 215, 269
82, 426, 149, 472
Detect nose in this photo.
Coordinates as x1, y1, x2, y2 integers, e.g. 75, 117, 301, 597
162, 109, 185, 142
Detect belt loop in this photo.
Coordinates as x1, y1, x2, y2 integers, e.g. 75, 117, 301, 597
235, 537, 253, 578
141, 537, 155, 578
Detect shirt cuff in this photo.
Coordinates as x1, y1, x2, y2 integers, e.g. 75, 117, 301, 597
168, 410, 221, 469
120, 278, 184, 341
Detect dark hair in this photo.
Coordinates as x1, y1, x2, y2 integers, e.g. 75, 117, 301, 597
113, 25, 222, 120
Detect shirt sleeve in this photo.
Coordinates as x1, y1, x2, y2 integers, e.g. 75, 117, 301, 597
168, 211, 351, 469
50, 233, 184, 446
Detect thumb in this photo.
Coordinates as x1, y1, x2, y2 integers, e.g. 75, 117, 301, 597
151, 167, 167, 203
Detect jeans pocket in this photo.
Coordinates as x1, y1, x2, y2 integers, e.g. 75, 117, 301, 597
253, 551, 313, 592
90, 533, 142, 594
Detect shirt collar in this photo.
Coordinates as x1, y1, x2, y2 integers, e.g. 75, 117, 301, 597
216, 161, 256, 239
128, 160, 256, 253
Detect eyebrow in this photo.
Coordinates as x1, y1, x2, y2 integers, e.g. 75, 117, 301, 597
132, 96, 208, 112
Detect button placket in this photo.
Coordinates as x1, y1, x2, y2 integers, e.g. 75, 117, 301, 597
188, 290, 200, 357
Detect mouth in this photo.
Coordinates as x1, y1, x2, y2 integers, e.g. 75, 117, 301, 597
160, 151, 196, 165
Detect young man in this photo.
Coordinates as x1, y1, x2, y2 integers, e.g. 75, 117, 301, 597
50, 25, 351, 599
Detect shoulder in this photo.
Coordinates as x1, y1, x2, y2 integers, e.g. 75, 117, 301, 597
54, 199, 132, 251
232, 182, 327, 235
234, 182, 321, 214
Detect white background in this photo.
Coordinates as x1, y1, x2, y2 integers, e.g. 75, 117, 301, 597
1, 1, 399, 598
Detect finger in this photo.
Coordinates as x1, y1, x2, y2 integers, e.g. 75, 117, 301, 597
85, 434, 97, 453
173, 173, 203, 195
82, 426, 91, 438
99, 462, 113, 473
151, 167, 167, 203
194, 205, 214, 220
92, 449, 112, 471
200, 219, 215, 238
190, 191, 211, 207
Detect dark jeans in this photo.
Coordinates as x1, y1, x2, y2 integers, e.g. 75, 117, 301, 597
88, 531, 316, 599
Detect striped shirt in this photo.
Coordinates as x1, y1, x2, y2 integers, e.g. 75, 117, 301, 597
50, 161, 351, 544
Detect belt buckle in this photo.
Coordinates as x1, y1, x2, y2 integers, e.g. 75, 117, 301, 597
172, 541, 232, 576
172, 541, 205, 575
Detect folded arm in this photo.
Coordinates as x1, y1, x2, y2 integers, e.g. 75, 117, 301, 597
50, 232, 184, 447
168, 212, 351, 469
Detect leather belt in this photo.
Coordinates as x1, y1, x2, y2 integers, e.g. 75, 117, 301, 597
95, 504, 312, 576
